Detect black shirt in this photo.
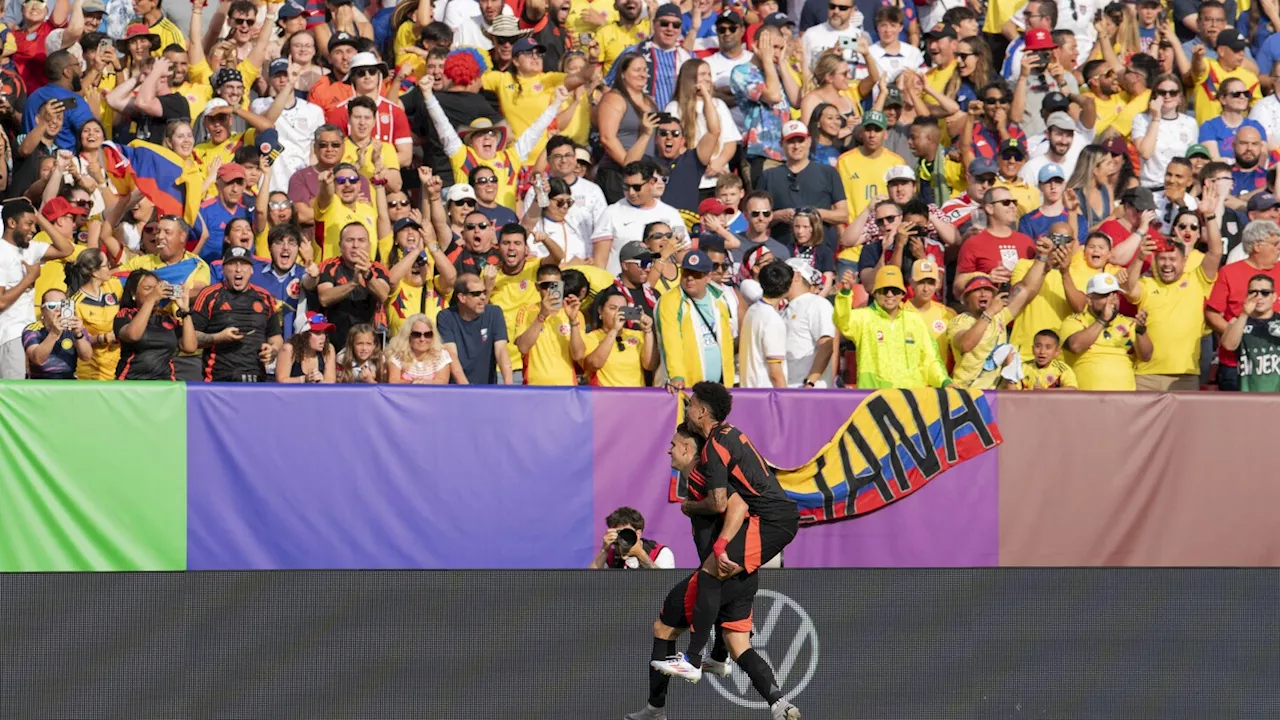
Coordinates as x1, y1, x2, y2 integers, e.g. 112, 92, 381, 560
401, 88, 503, 186
317, 258, 391, 347
190, 282, 283, 382
647, 150, 706, 217
701, 423, 799, 525
113, 307, 180, 380
454, 247, 501, 276
686, 454, 732, 561
126, 93, 191, 145
436, 304, 508, 384
757, 161, 846, 249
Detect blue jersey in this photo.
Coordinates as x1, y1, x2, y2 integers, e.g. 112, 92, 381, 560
1017, 208, 1088, 244
1200, 117, 1267, 160
193, 199, 254, 263
252, 261, 309, 339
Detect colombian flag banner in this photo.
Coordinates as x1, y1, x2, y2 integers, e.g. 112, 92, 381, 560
102, 141, 202, 223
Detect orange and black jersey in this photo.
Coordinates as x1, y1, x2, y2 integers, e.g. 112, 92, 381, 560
701, 423, 799, 526
191, 282, 282, 382
686, 460, 731, 562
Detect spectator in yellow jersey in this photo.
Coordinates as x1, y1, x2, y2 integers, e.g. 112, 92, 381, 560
64, 247, 121, 380
906, 259, 956, 370
1190, 30, 1262, 127
489, 223, 566, 381
515, 264, 587, 385
836, 111, 906, 219
1005, 328, 1078, 389
582, 287, 658, 386
1060, 272, 1154, 391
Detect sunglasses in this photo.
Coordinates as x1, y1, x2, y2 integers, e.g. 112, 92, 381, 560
458, 288, 488, 297
1248, 288, 1274, 296
1000, 152, 1025, 161
1225, 90, 1252, 99
518, 48, 546, 56
984, 96, 1011, 105
553, 197, 574, 207
646, 231, 673, 240
230, 16, 255, 25
388, 199, 411, 208
658, 19, 682, 28
452, 198, 477, 207
72, 199, 91, 208
474, 176, 498, 185
750, 210, 772, 217
335, 176, 360, 185
828, 2, 852, 9
1175, 223, 1200, 231
874, 214, 900, 226
877, 287, 906, 296
42, 301, 63, 310
143, 224, 158, 234
410, 330, 434, 339
625, 182, 648, 192
269, 201, 292, 210
352, 67, 382, 78
624, 258, 654, 269
715, 25, 739, 34
1153, 88, 1180, 97
495, 37, 518, 45
657, 129, 682, 138
315, 141, 342, 149
709, 262, 727, 271
956, 51, 976, 60
990, 198, 1018, 207
464, 221, 490, 230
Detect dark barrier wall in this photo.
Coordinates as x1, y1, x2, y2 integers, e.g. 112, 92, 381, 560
1, 570, 1277, 719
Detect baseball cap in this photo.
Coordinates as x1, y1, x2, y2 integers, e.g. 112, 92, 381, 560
717, 9, 744, 26
885, 165, 915, 184
1216, 28, 1248, 51
999, 138, 1026, 158
217, 162, 247, 182
1085, 272, 1122, 295
911, 259, 940, 282
1186, 143, 1212, 159
784, 258, 822, 286
654, 3, 682, 20
698, 197, 732, 215
619, 241, 655, 263
884, 88, 905, 108
446, 184, 477, 203
862, 110, 888, 129
511, 37, 546, 56
393, 217, 423, 234
1038, 163, 1066, 183
1120, 186, 1156, 211
1045, 111, 1075, 132
203, 98, 233, 116
924, 24, 957, 40
1103, 136, 1128, 157
278, 0, 305, 19
222, 246, 255, 265
963, 274, 997, 294
327, 31, 366, 53
82, 0, 105, 12
1024, 27, 1057, 51
1248, 191, 1280, 212
1042, 91, 1071, 113
762, 12, 795, 28
301, 311, 336, 335
680, 249, 713, 273
268, 57, 290, 76
575, 147, 592, 165
872, 266, 906, 293
781, 120, 809, 141
41, 196, 86, 222
968, 157, 998, 177
256, 129, 283, 165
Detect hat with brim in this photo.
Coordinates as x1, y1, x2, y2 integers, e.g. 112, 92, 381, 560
222, 246, 255, 266
458, 118, 510, 147
963, 274, 997, 294
1186, 143, 1212, 159
1085, 272, 1121, 295
327, 31, 367, 53
117, 23, 161, 53
302, 311, 336, 334
393, 217, 424, 234
82, 0, 105, 13
873, 265, 906, 293
862, 110, 888, 130
343, 51, 389, 82
486, 15, 532, 40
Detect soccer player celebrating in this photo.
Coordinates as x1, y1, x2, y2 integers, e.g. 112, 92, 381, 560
651, 382, 803, 720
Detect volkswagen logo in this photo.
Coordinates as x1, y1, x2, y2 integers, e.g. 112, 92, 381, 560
705, 590, 819, 709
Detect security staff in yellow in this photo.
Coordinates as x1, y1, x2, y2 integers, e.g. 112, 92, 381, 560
833, 265, 951, 389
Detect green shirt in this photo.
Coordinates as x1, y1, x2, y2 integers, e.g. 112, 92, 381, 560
1237, 316, 1280, 392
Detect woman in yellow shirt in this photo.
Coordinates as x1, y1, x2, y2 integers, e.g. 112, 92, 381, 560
482, 39, 596, 163
65, 248, 122, 380
582, 289, 658, 386
383, 216, 457, 337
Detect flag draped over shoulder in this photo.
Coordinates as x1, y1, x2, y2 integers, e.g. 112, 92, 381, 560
669, 388, 1002, 525
112, 257, 200, 287
101, 141, 203, 224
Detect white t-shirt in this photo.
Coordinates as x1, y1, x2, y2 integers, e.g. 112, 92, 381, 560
251, 96, 327, 194
1131, 112, 1200, 188
783, 292, 836, 388
0, 239, 50, 344
663, 97, 743, 189
705, 49, 754, 89
448, 4, 516, 51
529, 216, 589, 262
801, 21, 867, 77
1250, 95, 1280, 151
592, 198, 685, 274
868, 43, 924, 84
619, 545, 676, 569
523, 176, 607, 260
738, 301, 787, 388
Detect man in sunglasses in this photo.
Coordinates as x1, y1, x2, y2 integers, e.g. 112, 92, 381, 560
1206, 219, 1280, 390
954, 186, 1036, 298
452, 211, 500, 277
654, 250, 736, 390
1221, 275, 1280, 391
592, 160, 686, 274
605, 3, 691, 109
290, 125, 369, 243
735, 191, 792, 264
513, 264, 586, 385
521, 136, 608, 248
940, 157, 997, 233
993, 138, 1039, 216
801, 0, 866, 75
325, 51, 413, 168
834, 265, 950, 388
438, 272, 514, 384
184, 246, 284, 382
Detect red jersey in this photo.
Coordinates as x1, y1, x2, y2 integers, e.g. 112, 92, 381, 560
324, 95, 412, 148
12, 22, 56, 91
956, 228, 1035, 275
1206, 260, 1280, 367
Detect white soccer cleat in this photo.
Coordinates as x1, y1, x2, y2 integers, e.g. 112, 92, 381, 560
650, 653, 703, 684
770, 699, 802, 720
623, 703, 667, 720
701, 657, 732, 677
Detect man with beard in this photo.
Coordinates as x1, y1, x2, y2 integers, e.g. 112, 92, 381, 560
1019, 112, 1076, 189
22, 51, 93, 150
1121, 197, 1223, 391
626, 106, 723, 224
489, 223, 564, 383
0, 198, 73, 378
1080, 60, 1126, 134
313, 163, 382, 263
289, 126, 370, 242
183, 246, 282, 382
947, 236, 1052, 389
253, 223, 317, 341
1229, 126, 1275, 203
596, 0, 649, 74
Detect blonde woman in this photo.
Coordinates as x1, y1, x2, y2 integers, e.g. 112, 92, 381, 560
386, 314, 451, 384
798, 52, 861, 127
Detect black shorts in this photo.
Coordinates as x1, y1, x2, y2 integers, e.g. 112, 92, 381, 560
725, 514, 798, 574
659, 571, 759, 634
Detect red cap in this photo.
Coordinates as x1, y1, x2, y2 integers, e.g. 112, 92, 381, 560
698, 197, 732, 216
41, 197, 87, 222
123, 23, 152, 39
1024, 27, 1057, 51
963, 274, 998, 294
217, 162, 247, 183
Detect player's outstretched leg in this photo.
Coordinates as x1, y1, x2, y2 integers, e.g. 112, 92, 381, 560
723, 630, 801, 720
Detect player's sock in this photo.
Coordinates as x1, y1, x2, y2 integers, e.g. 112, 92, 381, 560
710, 628, 729, 663
684, 569, 723, 667
737, 648, 784, 705
648, 637, 676, 708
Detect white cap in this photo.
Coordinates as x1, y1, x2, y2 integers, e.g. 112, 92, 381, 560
446, 184, 477, 203
781, 120, 809, 140
202, 98, 233, 115
885, 165, 915, 184
1085, 272, 1121, 295
784, 258, 822, 286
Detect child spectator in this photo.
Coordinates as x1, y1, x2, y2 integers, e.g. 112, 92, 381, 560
1006, 329, 1078, 389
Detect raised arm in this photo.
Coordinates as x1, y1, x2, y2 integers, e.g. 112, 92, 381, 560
421, 85, 463, 157
514, 87, 568, 163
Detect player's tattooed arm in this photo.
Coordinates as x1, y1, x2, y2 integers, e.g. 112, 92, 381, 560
681, 487, 728, 515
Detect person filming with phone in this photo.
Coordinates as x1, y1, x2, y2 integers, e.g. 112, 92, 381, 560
514, 264, 586, 386
23, 289, 92, 379
589, 506, 675, 570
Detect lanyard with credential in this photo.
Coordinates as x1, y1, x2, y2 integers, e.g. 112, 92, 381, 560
685, 290, 718, 345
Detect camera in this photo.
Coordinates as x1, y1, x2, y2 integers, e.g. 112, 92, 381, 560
615, 528, 638, 555
412, 251, 429, 269
1048, 232, 1072, 247
997, 282, 1012, 295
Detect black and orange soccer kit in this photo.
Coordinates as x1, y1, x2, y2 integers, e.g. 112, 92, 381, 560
190, 282, 282, 382
700, 423, 800, 573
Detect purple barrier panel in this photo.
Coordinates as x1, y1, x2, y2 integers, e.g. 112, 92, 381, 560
187, 385, 595, 569
592, 389, 999, 568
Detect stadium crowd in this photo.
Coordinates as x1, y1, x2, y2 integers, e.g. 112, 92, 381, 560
3, 0, 1280, 391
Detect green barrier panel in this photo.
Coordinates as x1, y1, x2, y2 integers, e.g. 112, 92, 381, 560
0, 382, 186, 571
